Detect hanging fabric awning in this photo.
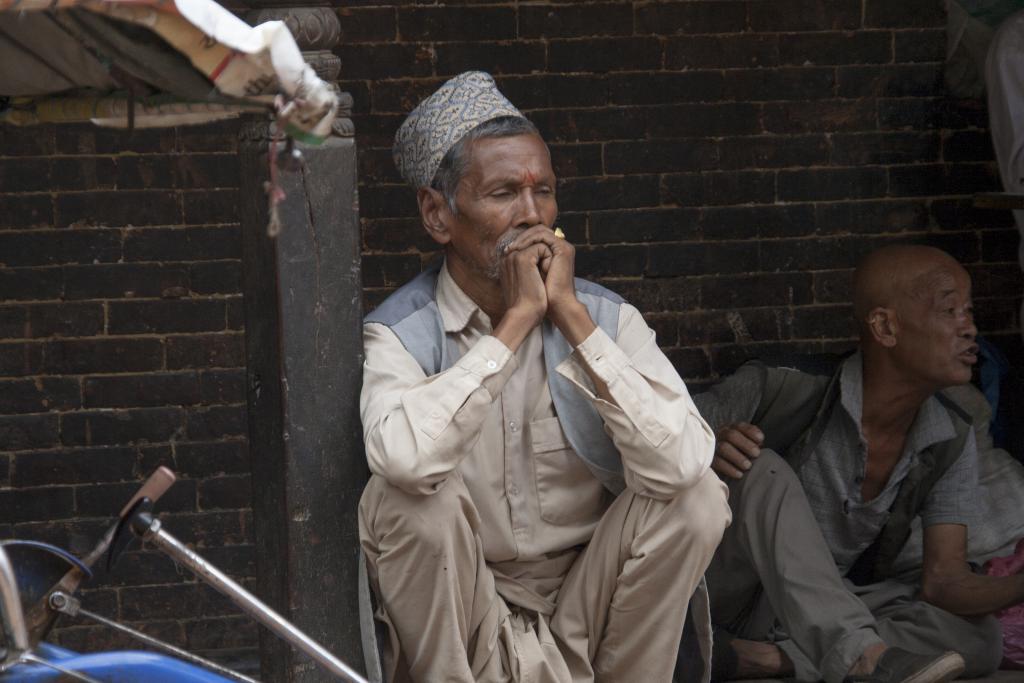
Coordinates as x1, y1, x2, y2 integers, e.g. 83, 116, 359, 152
0, 0, 339, 142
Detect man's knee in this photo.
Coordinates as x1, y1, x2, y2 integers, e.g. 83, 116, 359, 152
887, 602, 1004, 678
729, 449, 801, 507
660, 470, 731, 556
742, 449, 798, 485
360, 473, 478, 551
958, 615, 1003, 677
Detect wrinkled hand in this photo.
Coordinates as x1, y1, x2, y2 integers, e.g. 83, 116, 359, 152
505, 225, 579, 325
712, 422, 764, 480
499, 238, 550, 331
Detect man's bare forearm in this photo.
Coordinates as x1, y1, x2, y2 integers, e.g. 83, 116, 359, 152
921, 567, 1024, 616
493, 307, 542, 353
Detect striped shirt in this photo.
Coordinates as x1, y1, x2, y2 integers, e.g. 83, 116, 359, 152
693, 352, 979, 575
799, 353, 979, 575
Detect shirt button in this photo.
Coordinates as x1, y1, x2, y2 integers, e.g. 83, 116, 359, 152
431, 411, 440, 419
509, 486, 519, 497
486, 360, 497, 370
509, 421, 518, 432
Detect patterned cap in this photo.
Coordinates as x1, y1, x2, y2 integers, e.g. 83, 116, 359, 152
393, 71, 525, 188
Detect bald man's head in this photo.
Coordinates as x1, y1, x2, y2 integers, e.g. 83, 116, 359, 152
852, 244, 977, 390
853, 245, 965, 330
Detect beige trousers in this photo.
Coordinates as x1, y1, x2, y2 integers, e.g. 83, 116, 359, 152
359, 471, 729, 683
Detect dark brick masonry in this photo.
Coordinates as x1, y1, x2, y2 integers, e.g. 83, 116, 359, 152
1, 0, 1021, 671
345, 0, 1022, 385
0, 122, 256, 662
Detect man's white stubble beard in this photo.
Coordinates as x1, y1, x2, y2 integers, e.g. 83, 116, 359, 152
485, 229, 525, 281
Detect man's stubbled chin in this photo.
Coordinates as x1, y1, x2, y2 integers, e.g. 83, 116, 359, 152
486, 229, 525, 280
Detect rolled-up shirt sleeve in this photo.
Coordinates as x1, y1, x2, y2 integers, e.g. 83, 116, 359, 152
555, 303, 715, 499
360, 322, 515, 495
690, 362, 764, 432
920, 429, 980, 529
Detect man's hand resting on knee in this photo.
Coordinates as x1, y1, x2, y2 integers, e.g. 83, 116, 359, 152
712, 422, 764, 480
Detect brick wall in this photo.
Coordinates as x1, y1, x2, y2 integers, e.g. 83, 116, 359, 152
0, 121, 257, 665
342, 0, 1023, 385
2, 0, 1023, 672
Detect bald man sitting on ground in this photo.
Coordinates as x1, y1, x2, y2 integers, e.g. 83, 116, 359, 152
693, 245, 1023, 683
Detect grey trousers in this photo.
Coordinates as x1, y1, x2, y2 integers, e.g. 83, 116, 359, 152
706, 451, 1003, 683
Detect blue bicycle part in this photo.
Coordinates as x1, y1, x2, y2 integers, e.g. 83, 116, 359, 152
0, 643, 238, 682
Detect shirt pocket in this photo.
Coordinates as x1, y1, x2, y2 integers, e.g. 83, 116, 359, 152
529, 416, 606, 526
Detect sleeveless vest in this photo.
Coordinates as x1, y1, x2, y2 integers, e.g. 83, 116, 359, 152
747, 360, 974, 583
364, 260, 628, 494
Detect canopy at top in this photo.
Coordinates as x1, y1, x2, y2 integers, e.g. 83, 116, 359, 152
0, 0, 339, 141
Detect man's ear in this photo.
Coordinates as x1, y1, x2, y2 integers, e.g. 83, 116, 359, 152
867, 307, 898, 347
417, 187, 452, 246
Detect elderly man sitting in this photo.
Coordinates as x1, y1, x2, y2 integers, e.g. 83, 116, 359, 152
357, 71, 730, 683
695, 245, 1021, 683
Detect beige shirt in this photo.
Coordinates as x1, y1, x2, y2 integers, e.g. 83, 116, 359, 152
361, 262, 715, 563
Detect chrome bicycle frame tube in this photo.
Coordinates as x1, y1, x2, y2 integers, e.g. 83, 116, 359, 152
49, 591, 258, 683
0, 547, 100, 683
0, 544, 29, 668
138, 518, 367, 683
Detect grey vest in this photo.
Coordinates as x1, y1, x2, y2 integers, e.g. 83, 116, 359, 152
748, 360, 973, 583
364, 260, 628, 494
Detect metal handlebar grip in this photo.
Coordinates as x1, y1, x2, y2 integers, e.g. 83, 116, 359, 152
118, 466, 176, 518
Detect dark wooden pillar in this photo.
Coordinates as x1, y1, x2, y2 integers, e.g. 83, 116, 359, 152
237, 7, 367, 680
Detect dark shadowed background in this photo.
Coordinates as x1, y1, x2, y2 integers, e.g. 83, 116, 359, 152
0, 0, 1020, 670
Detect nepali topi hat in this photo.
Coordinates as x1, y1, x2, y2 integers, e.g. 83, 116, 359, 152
393, 71, 525, 189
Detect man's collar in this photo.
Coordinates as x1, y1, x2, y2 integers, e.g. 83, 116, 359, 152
839, 351, 866, 427
839, 350, 956, 453
437, 259, 489, 333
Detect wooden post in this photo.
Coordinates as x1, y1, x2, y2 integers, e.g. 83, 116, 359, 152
237, 9, 366, 675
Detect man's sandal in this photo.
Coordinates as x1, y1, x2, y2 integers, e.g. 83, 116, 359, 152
846, 648, 965, 683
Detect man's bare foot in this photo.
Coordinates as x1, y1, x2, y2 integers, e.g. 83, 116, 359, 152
731, 638, 795, 679
848, 643, 888, 677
